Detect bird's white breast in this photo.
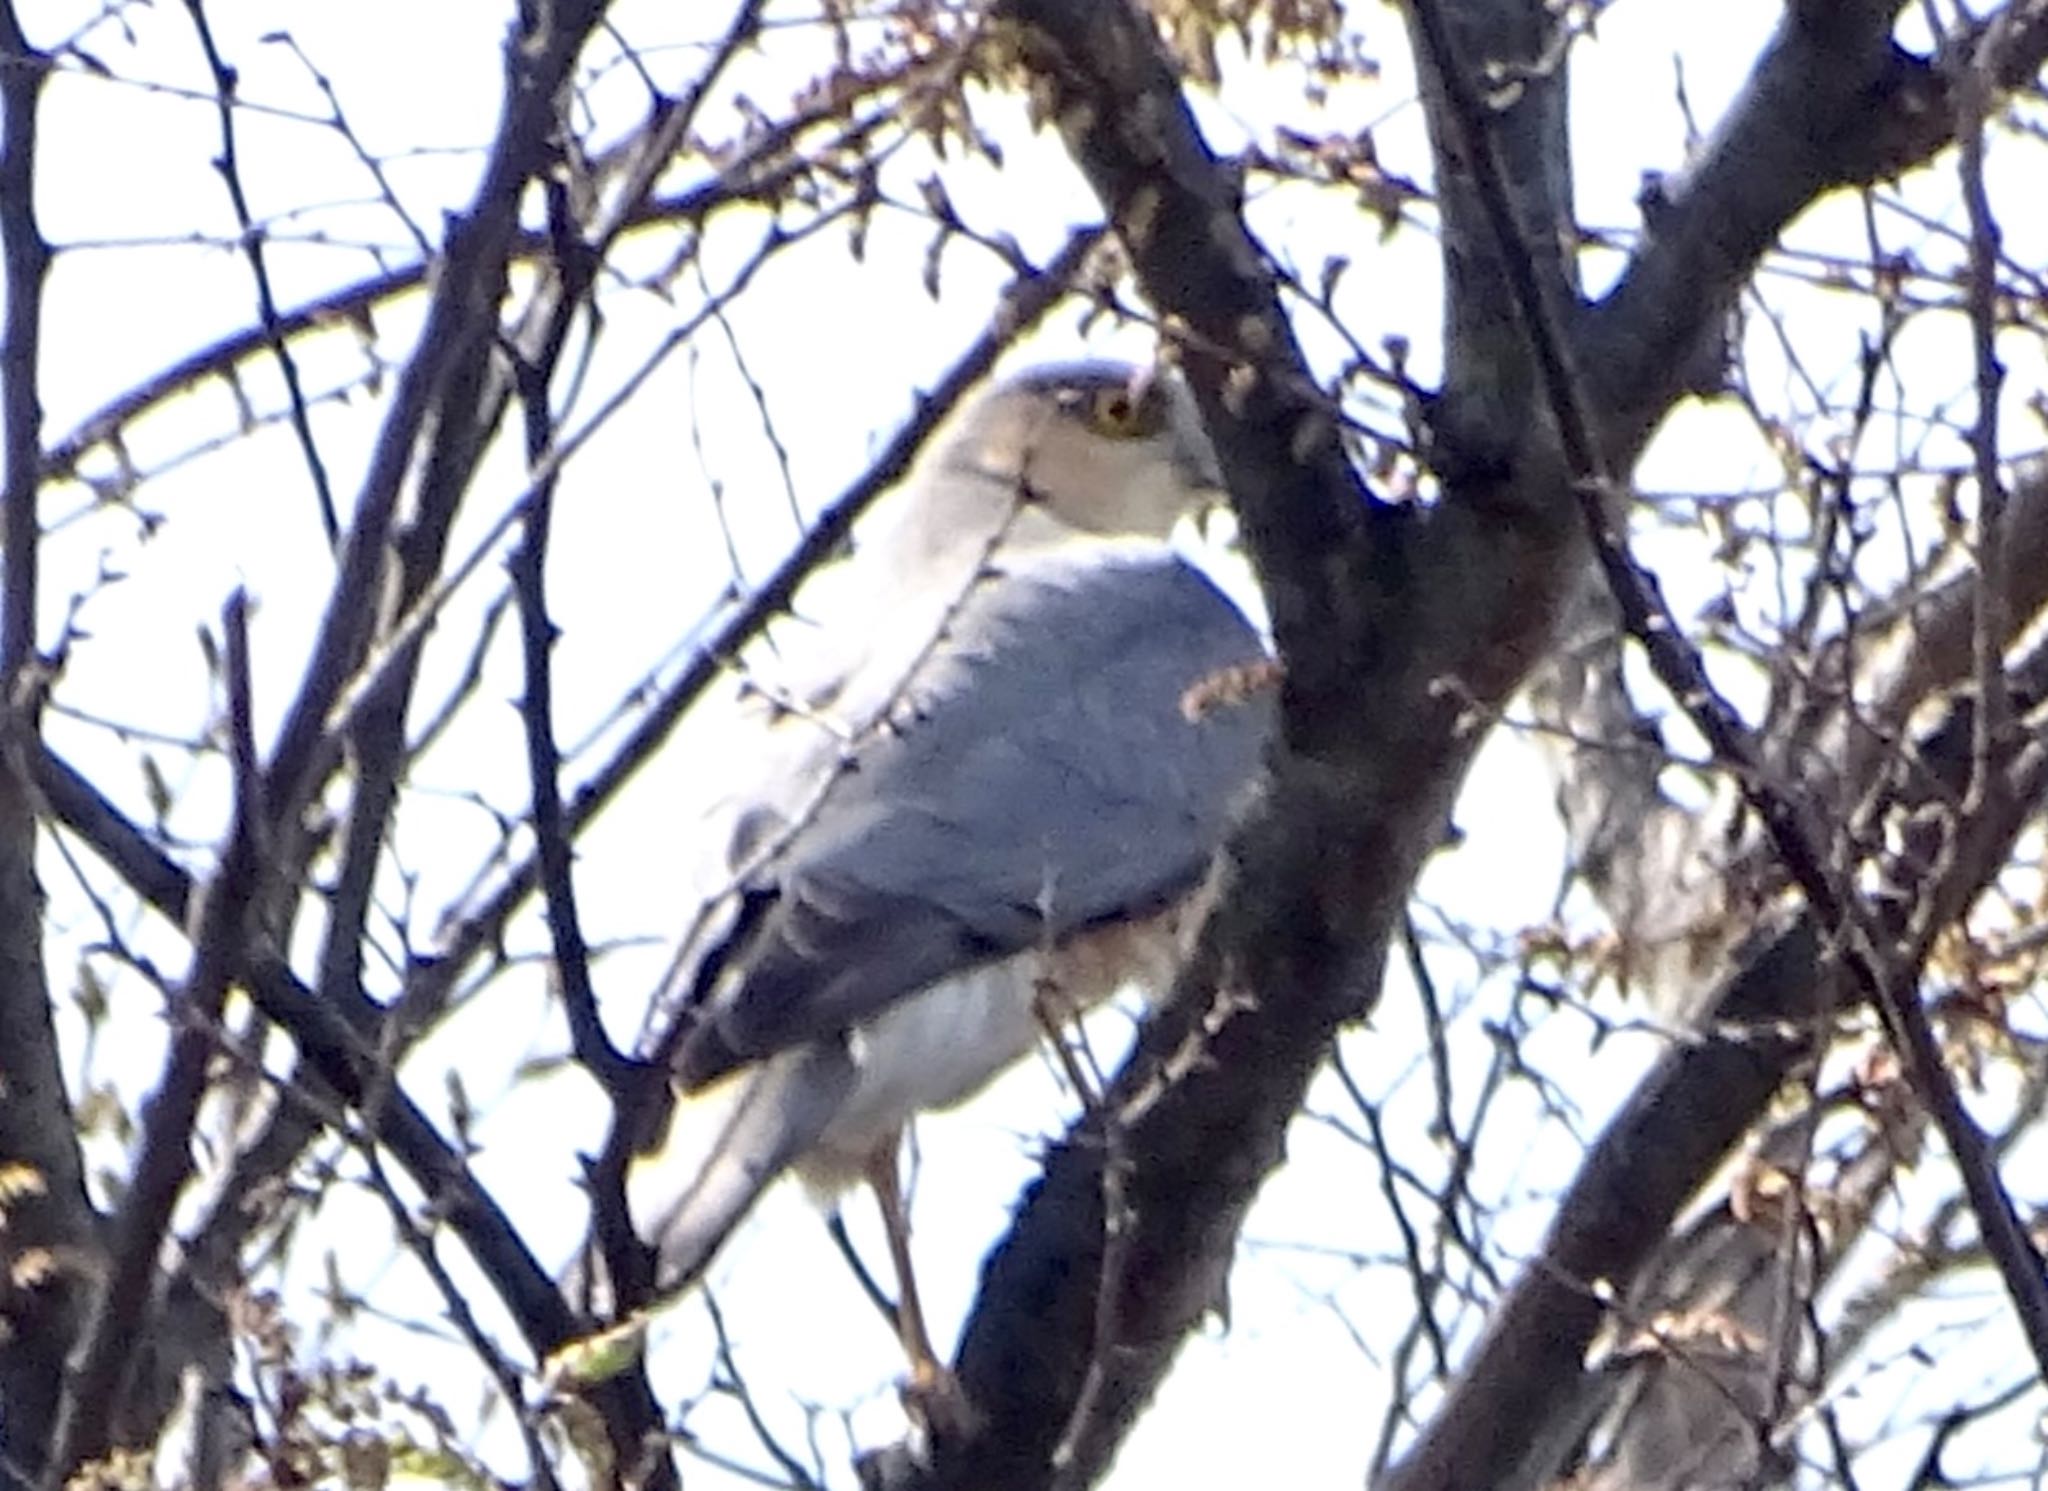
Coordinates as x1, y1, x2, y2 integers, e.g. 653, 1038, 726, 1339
792, 900, 1196, 1192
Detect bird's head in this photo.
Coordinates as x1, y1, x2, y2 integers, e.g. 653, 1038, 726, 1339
933, 361, 1227, 540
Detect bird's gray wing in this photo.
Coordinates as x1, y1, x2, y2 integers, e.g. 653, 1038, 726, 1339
676, 546, 1270, 1086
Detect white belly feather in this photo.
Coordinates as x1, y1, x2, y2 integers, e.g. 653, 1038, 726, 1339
792, 900, 1197, 1191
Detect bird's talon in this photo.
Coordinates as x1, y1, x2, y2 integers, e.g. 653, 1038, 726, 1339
901, 1360, 978, 1446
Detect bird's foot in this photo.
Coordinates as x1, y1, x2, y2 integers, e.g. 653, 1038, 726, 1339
901, 1357, 979, 1449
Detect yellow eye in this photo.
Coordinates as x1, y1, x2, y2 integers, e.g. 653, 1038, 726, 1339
1083, 383, 1161, 438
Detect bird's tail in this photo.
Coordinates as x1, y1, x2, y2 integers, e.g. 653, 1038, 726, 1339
635, 1041, 856, 1295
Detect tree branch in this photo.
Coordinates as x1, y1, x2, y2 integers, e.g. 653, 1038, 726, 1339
1384, 617, 2048, 1491
258, 0, 617, 838
879, 4, 1588, 1485
0, 11, 99, 1487
1383, 4, 2048, 1482
44, 592, 262, 1487
899, 4, 2048, 1487
1585, 0, 2048, 456
1397, 0, 1577, 484
1447, 0, 2048, 1387
181, 0, 341, 549
991, 0, 1374, 714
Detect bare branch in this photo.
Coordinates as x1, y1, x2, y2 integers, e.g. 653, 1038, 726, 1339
1585, 1, 2048, 454
258, 0, 625, 838
1384, 6, 2048, 1484
181, 0, 342, 549
0, 12, 98, 1488
45, 590, 262, 1487
508, 187, 626, 1093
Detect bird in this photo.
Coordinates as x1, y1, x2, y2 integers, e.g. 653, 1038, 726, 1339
626, 360, 1273, 1411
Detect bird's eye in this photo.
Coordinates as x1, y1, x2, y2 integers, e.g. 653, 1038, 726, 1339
1085, 383, 1160, 438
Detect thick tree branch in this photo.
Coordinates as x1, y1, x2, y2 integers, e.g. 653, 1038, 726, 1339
0, 12, 98, 1487
882, 4, 1587, 1486
0, 15, 41, 688
911, 4, 2048, 1488
1585, 0, 2048, 456
1381, 918, 1832, 1491
1528, 1077, 1907, 1491
1398, 0, 1577, 483
1469, 0, 2048, 1390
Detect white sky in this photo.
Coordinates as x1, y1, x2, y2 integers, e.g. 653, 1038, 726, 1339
18, 1, 2047, 1487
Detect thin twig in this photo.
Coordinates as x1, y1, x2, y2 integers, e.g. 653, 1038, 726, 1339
316, 203, 857, 765
181, 0, 342, 548
266, 31, 432, 259
357, 1144, 563, 1491
703, 1290, 825, 1490
507, 199, 628, 1093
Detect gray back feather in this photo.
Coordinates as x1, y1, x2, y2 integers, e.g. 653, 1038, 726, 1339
678, 546, 1269, 1082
